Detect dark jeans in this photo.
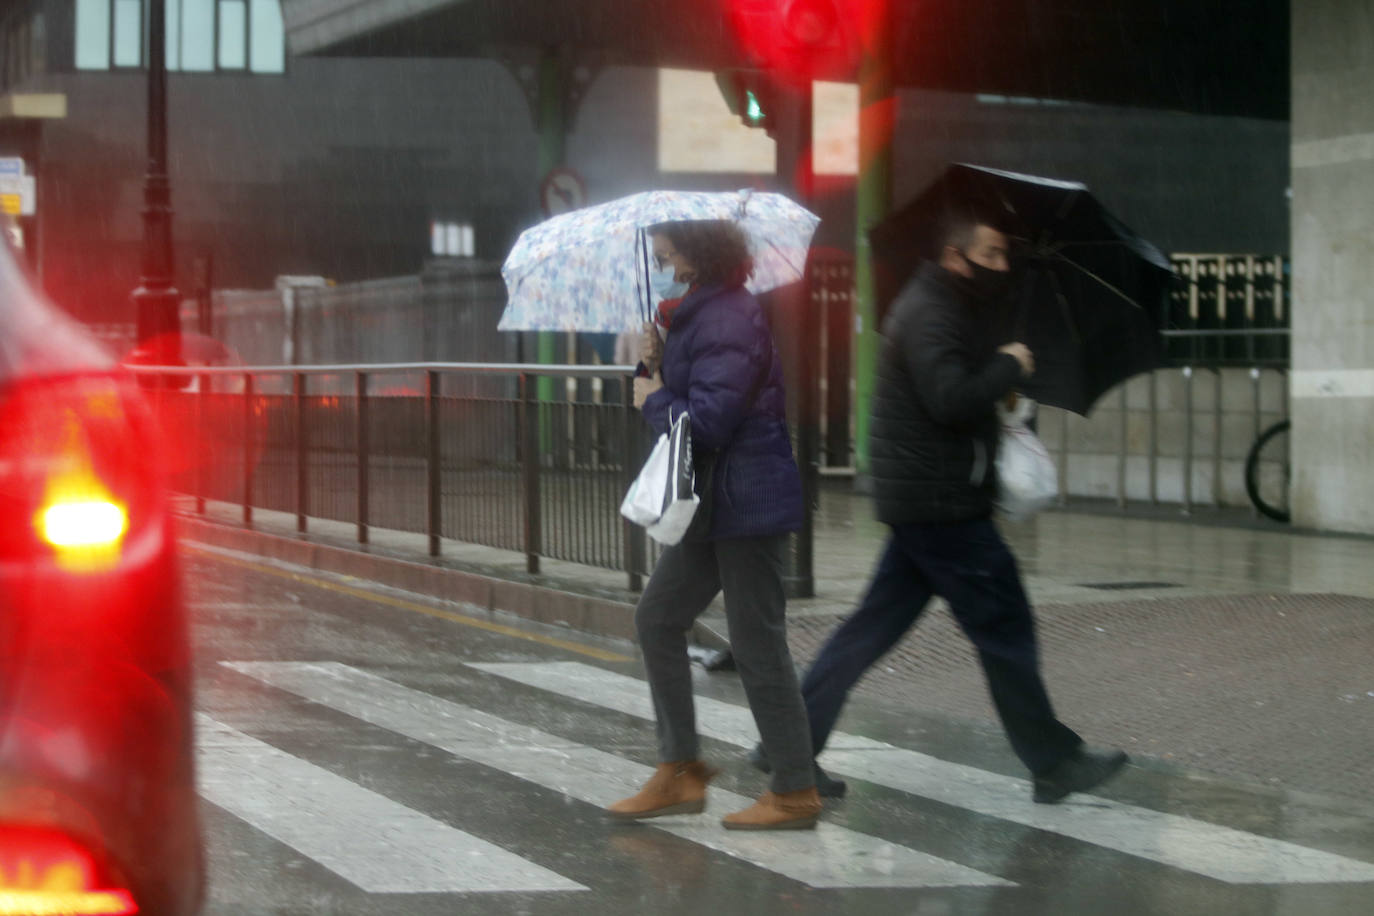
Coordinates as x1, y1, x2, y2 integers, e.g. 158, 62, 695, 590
800, 518, 1082, 776
634, 535, 815, 793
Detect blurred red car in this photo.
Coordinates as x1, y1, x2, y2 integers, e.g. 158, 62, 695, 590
0, 242, 203, 913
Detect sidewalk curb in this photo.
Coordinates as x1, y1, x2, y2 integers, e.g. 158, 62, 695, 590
176, 515, 645, 644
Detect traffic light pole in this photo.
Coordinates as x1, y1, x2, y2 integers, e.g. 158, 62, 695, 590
775, 80, 817, 598
535, 48, 565, 407
853, 0, 893, 481
133, 0, 180, 361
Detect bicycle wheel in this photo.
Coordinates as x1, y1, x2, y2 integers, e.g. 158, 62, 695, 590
1245, 419, 1291, 522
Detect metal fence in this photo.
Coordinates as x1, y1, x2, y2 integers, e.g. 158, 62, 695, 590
130, 362, 816, 596
207, 261, 522, 376
107, 249, 1292, 576
1044, 339, 1290, 516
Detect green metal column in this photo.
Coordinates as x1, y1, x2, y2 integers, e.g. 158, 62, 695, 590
783, 80, 817, 599
535, 48, 566, 404
853, 0, 893, 477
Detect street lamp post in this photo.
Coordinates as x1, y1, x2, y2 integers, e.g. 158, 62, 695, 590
133, 0, 180, 362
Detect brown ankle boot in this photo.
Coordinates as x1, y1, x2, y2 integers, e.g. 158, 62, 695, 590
721, 786, 822, 831
606, 761, 718, 821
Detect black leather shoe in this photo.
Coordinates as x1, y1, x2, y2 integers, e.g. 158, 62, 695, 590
812, 764, 848, 799
1033, 748, 1128, 804
748, 744, 848, 798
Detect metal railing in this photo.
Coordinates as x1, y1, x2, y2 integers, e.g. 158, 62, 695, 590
1051, 328, 1290, 515
127, 361, 816, 596
130, 362, 647, 590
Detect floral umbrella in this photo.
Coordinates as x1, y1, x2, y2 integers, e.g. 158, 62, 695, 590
498, 189, 821, 333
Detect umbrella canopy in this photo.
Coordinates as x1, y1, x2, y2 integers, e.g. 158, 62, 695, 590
870, 163, 1175, 415
498, 189, 820, 333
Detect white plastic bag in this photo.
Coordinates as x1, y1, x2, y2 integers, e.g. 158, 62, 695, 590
995, 398, 1058, 521
620, 411, 700, 545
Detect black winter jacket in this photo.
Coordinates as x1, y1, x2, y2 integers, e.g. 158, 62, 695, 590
870, 262, 1022, 524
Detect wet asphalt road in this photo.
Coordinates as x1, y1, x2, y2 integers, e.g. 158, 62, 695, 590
185, 544, 1374, 915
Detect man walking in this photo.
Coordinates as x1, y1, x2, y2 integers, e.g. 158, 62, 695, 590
755, 209, 1127, 803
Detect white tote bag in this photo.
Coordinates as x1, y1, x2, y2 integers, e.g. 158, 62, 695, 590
995, 398, 1058, 522
620, 411, 700, 545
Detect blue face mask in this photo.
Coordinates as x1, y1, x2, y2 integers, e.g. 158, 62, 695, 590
650, 262, 689, 301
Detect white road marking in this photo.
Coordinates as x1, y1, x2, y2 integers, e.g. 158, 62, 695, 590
196, 714, 587, 894
467, 661, 1374, 886
223, 661, 1012, 890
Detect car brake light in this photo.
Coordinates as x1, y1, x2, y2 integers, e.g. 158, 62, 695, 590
0, 375, 156, 570
40, 499, 129, 549
0, 827, 137, 915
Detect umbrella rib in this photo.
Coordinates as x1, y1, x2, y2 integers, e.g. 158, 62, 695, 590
762, 236, 806, 281
1037, 250, 1150, 311
1051, 240, 1148, 248
638, 226, 652, 327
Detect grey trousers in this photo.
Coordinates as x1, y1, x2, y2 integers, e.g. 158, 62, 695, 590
633, 534, 816, 794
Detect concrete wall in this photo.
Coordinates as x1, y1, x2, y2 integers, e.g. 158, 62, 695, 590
1289, 0, 1374, 534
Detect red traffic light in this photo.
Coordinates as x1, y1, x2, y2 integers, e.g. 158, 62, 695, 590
726, 0, 859, 86
783, 0, 841, 47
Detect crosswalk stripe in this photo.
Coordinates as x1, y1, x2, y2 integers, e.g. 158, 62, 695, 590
223, 661, 1013, 890
466, 661, 1374, 886
196, 714, 588, 894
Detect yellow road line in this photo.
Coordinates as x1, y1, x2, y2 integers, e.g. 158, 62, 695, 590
183, 546, 633, 663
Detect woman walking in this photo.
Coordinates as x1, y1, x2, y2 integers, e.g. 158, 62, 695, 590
607, 219, 821, 830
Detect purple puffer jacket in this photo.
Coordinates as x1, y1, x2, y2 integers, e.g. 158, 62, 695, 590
641, 282, 804, 540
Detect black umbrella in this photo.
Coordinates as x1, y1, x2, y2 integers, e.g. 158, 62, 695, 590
869, 163, 1175, 416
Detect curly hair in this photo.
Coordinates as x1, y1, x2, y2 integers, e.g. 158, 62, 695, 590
649, 220, 754, 289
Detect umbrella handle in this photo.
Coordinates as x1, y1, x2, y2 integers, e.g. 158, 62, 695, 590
1012, 263, 1082, 346
1013, 283, 1031, 341
638, 227, 652, 326
1044, 268, 1082, 346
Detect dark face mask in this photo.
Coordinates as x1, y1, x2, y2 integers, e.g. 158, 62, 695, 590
958, 252, 1014, 303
